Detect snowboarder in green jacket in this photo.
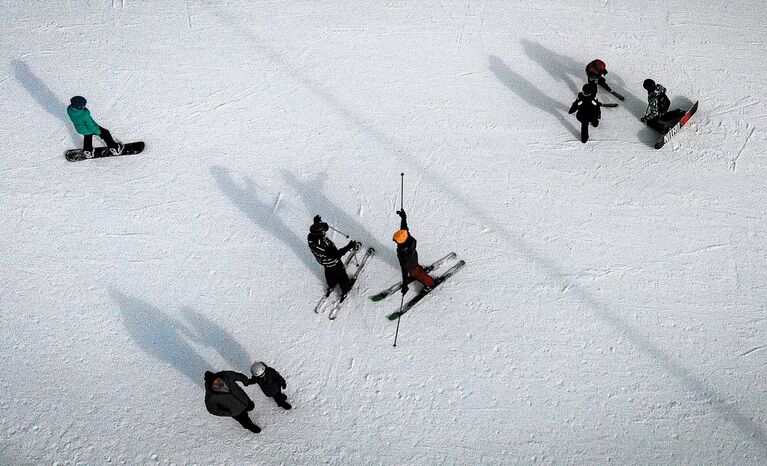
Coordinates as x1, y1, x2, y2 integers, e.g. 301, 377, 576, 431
66, 96, 123, 158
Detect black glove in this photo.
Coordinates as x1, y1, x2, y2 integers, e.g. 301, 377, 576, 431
396, 209, 406, 219
401, 284, 409, 295
640, 116, 646, 123
313, 215, 322, 224
347, 240, 360, 250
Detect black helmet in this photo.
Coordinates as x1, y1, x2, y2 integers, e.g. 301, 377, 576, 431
582, 83, 597, 96
310, 215, 328, 235
70, 96, 87, 108
643, 79, 656, 91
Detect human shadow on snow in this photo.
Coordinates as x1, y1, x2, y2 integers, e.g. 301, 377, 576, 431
210, 165, 324, 282
488, 55, 580, 139
281, 170, 398, 269
206, 9, 767, 453
113, 291, 252, 388
11, 59, 80, 145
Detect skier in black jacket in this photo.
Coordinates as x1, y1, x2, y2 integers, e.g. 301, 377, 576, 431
640, 79, 686, 133
308, 215, 359, 298
569, 83, 602, 143
204, 370, 261, 433
250, 362, 291, 410
393, 209, 436, 294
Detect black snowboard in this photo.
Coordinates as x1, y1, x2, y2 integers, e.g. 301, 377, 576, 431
65, 141, 145, 162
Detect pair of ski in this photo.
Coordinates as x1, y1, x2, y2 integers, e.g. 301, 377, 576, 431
369, 252, 465, 320
314, 246, 375, 320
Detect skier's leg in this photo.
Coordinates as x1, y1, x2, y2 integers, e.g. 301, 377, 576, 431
232, 412, 261, 433
581, 121, 589, 143
273, 392, 291, 409
98, 127, 117, 149
410, 265, 436, 287
324, 267, 338, 296
335, 264, 352, 296
83, 135, 93, 152
646, 118, 669, 134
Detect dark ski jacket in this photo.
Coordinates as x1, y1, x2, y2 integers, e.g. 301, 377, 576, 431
644, 84, 671, 121
204, 371, 254, 417
251, 365, 287, 398
396, 216, 420, 283
308, 233, 355, 268
569, 92, 602, 123
66, 105, 101, 136
585, 60, 610, 91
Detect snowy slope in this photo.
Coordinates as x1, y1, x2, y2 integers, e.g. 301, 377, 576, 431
1, 0, 766, 464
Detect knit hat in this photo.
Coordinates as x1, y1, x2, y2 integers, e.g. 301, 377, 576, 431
70, 96, 87, 108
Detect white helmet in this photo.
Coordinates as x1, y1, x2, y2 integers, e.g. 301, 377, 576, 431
250, 362, 266, 377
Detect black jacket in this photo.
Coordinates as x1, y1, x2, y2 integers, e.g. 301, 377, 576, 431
308, 233, 354, 268
569, 92, 602, 123
396, 216, 419, 282
204, 371, 254, 417
252, 365, 287, 398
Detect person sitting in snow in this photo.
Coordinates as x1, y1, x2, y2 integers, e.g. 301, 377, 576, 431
640, 79, 686, 133
66, 96, 123, 158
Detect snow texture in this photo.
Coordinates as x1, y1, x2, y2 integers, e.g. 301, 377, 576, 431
1, 0, 766, 464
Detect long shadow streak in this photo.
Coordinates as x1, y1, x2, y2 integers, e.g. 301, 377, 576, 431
211, 165, 324, 281
11, 59, 80, 145
489, 55, 580, 139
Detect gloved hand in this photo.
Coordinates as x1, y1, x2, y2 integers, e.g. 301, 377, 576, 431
401, 284, 409, 295
640, 116, 646, 123
396, 209, 406, 219
347, 240, 360, 250
313, 215, 322, 224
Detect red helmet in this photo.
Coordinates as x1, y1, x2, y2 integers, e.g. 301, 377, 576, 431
593, 59, 606, 73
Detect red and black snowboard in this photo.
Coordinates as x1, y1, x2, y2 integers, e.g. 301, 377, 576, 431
654, 101, 698, 149
65, 141, 145, 162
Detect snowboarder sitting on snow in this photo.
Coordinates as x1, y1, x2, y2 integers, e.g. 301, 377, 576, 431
585, 59, 612, 93
308, 215, 360, 299
393, 209, 436, 294
204, 370, 261, 433
66, 96, 123, 158
569, 83, 602, 143
640, 79, 686, 134
250, 362, 291, 410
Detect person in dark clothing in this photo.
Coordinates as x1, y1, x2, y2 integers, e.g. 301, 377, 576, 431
569, 83, 602, 143
250, 362, 291, 410
308, 215, 359, 299
204, 370, 261, 433
585, 59, 613, 93
66, 96, 123, 158
640, 79, 686, 133
393, 209, 436, 295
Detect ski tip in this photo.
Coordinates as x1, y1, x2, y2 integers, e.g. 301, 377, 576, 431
370, 296, 384, 302
387, 313, 401, 321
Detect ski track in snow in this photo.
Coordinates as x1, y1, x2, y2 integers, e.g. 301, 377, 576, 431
1, 0, 767, 464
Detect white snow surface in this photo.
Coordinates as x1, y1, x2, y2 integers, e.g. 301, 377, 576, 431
1, 0, 766, 464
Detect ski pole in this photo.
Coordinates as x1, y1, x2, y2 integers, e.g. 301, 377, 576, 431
393, 293, 405, 347
327, 224, 350, 238
399, 173, 404, 211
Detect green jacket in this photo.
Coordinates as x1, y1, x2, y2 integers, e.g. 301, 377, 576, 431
66, 105, 101, 136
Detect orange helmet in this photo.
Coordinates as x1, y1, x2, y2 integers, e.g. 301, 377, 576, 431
392, 230, 409, 244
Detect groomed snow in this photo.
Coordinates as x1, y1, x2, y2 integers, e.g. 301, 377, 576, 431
1, 1, 766, 464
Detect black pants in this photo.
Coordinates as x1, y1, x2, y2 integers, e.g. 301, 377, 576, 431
232, 402, 260, 433
325, 263, 352, 295
272, 391, 290, 408
83, 126, 118, 152
580, 118, 599, 143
